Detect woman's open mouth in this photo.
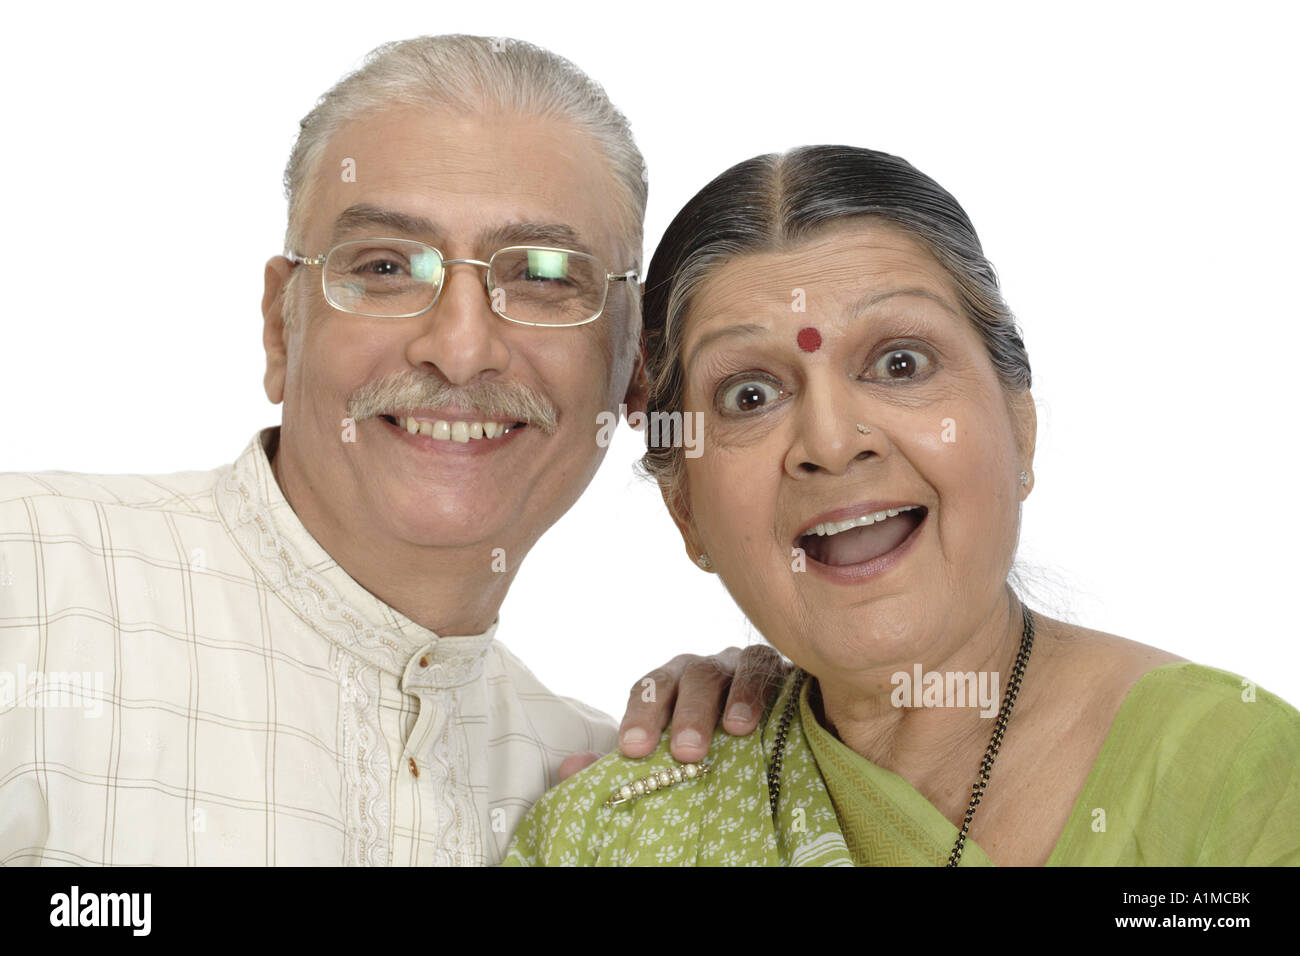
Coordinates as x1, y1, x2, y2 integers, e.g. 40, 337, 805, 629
795, 505, 928, 572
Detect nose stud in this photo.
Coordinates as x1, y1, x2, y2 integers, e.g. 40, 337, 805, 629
856, 423, 871, 435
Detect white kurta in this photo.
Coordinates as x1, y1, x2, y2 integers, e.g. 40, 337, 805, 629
0, 427, 616, 865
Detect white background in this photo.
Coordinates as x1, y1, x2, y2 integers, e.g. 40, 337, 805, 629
2, 1, 1296, 719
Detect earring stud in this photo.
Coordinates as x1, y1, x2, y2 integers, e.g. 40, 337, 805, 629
696, 554, 712, 570
1019, 471, 1031, 486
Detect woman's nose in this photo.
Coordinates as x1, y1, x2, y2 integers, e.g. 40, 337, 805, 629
782, 378, 881, 478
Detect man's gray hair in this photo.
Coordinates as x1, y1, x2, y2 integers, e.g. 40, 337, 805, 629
282, 34, 647, 269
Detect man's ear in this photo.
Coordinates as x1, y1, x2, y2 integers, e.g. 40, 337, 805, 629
262, 256, 295, 405
622, 341, 649, 419
658, 477, 706, 569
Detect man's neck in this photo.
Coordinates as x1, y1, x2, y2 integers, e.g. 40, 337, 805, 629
268, 446, 515, 637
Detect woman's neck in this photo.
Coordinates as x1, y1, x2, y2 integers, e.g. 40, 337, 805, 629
811, 592, 1028, 786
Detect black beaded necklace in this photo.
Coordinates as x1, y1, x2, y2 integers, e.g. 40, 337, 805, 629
766, 603, 1036, 867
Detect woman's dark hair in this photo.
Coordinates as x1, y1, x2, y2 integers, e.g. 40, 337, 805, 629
640, 145, 1032, 495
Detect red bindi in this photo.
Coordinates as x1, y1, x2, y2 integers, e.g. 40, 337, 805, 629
796, 327, 822, 352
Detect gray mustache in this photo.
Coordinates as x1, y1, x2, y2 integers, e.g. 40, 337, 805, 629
347, 370, 557, 435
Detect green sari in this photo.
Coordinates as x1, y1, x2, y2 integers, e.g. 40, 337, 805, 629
504, 662, 1300, 866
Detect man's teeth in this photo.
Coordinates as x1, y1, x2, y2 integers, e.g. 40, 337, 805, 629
395, 416, 517, 442
807, 505, 922, 537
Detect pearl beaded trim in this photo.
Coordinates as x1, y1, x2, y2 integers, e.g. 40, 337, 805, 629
604, 761, 711, 808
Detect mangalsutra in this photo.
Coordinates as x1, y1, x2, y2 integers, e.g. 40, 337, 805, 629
768, 603, 1036, 866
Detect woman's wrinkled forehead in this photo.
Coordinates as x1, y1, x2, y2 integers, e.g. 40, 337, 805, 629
679, 221, 963, 368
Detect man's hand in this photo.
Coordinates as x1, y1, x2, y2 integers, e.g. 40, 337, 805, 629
618, 645, 788, 762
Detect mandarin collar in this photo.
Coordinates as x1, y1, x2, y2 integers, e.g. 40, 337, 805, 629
214, 426, 497, 680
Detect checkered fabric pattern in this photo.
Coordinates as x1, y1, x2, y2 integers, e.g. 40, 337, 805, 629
0, 427, 616, 865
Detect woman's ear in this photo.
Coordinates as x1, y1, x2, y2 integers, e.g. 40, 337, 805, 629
1010, 389, 1037, 485
658, 477, 708, 569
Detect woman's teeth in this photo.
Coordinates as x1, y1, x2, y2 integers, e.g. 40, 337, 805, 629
394, 415, 518, 442
807, 505, 922, 537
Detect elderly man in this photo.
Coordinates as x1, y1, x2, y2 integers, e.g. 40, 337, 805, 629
0, 34, 771, 866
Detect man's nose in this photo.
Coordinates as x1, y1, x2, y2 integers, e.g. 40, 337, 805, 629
404, 261, 511, 386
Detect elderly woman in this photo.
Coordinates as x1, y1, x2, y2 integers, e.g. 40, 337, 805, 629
504, 146, 1300, 866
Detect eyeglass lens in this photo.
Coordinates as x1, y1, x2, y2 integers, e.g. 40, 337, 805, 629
323, 238, 606, 324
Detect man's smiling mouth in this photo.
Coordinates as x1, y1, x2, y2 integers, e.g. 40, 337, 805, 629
795, 505, 927, 567
379, 414, 528, 443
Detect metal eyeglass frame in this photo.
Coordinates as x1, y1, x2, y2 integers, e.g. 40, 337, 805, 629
287, 238, 640, 328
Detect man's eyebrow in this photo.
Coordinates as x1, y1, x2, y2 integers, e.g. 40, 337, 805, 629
327, 206, 593, 256
330, 204, 442, 243
685, 323, 768, 374
479, 221, 593, 255
853, 287, 961, 318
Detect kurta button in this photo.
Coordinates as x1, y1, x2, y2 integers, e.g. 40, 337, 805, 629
408, 757, 419, 777
418, 655, 430, 668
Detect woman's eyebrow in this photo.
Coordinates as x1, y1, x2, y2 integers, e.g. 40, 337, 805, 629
685, 323, 768, 374
854, 287, 961, 318
683, 289, 959, 374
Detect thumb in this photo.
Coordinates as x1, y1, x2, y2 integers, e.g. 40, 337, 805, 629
558, 751, 603, 781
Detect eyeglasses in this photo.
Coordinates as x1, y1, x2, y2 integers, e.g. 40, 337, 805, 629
288, 237, 639, 328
